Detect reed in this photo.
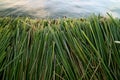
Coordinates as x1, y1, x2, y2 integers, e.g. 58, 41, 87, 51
0, 14, 120, 80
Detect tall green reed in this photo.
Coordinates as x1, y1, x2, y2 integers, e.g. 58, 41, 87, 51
0, 14, 120, 80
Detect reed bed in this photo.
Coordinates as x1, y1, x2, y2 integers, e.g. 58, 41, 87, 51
0, 14, 120, 80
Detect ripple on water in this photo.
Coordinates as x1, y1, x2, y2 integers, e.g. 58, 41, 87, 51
0, 0, 120, 18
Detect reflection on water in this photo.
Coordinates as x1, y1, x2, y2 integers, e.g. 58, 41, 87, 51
0, 0, 120, 18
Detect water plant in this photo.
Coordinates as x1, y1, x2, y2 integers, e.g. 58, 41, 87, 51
0, 14, 120, 80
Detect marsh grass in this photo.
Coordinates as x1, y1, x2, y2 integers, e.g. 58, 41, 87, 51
0, 14, 120, 80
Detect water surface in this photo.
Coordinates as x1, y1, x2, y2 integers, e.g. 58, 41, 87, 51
0, 0, 120, 18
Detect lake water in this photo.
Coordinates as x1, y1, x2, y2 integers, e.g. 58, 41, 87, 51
0, 0, 120, 18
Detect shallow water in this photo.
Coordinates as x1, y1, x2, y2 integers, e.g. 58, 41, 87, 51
0, 0, 120, 18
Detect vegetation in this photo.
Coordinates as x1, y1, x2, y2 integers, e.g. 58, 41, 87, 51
0, 14, 120, 80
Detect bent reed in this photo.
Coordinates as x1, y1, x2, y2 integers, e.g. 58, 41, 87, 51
0, 14, 120, 80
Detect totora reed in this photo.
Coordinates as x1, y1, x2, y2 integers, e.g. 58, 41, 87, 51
0, 14, 120, 80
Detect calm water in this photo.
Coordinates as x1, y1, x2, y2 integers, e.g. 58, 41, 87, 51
0, 0, 120, 18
